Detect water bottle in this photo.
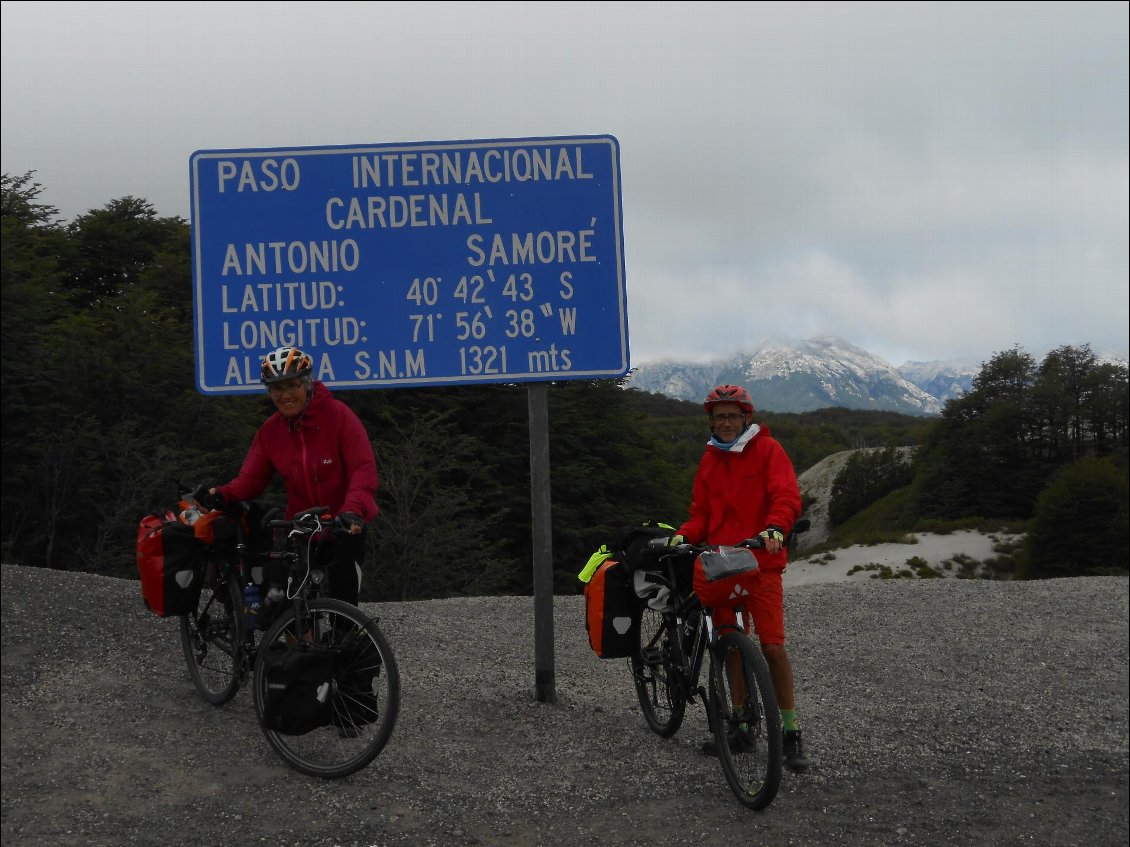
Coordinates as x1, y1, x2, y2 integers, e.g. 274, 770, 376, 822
242, 584, 261, 630
259, 584, 285, 627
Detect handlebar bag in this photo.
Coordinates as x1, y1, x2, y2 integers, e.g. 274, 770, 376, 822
693, 547, 760, 612
698, 546, 758, 581
260, 642, 337, 735
584, 559, 642, 659
135, 513, 204, 617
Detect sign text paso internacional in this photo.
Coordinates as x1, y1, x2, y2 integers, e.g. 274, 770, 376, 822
189, 135, 628, 395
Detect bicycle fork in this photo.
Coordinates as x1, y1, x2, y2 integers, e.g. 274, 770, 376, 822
707, 611, 756, 729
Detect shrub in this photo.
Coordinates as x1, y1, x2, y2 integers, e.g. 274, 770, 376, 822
1025, 456, 1129, 578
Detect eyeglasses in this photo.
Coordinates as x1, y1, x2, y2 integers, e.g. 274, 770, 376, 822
269, 381, 305, 395
711, 413, 745, 423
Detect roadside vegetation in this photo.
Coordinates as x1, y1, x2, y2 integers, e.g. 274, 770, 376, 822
3, 172, 1127, 595
819, 346, 1129, 578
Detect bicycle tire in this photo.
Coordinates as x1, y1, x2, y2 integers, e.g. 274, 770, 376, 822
631, 607, 687, 737
179, 563, 245, 705
707, 630, 783, 810
252, 598, 400, 779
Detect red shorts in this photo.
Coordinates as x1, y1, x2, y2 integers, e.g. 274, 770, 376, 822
692, 562, 786, 646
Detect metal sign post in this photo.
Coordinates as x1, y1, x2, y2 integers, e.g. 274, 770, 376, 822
527, 382, 555, 703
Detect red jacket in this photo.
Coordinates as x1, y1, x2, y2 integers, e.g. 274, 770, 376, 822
677, 424, 801, 572
217, 382, 379, 523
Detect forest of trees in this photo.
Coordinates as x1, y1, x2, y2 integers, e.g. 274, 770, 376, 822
2, 172, 1127, 596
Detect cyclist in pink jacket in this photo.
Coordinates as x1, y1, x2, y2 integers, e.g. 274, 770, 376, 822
200, 346, 378, 605
677, 384, 810, 772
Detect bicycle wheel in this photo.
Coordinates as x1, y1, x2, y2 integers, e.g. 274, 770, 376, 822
252, 598, 400, 779
631, 607, 687, 737
179, 563, 245, 705
707, 630, 783, 810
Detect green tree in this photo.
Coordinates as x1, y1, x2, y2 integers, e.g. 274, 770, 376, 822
1025, 456, 1129, 577
915, 347, 1052, 519
828, 447, 915, 525
2, 173, 73, 565
1, 174, 237, 570
548, 378, 688, 591
1033, 344, 1097, 462
61, 197, 188, 307
1083, 361, 1130, 457
368, 409, 512, 600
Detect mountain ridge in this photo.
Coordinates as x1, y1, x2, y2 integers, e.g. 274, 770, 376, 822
627, 337, 1129, 415
626, 335, 975, 415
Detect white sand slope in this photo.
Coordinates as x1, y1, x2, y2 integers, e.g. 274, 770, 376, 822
784, 530, 1019, 587
787, 447, 1020, 586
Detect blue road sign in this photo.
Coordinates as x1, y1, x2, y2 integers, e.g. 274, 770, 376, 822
189, 135, 628, 395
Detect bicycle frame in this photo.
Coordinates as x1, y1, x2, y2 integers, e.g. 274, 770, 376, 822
640, 553, 751, 705
244, 521, 323, 634
183, 503, 336, 688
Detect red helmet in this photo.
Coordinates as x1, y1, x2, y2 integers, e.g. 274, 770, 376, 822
261, 346, 313, 384
704, 384, 754, 415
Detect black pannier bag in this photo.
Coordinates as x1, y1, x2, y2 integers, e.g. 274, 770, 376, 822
609, 521, 677, 572
260, 642, 338, 735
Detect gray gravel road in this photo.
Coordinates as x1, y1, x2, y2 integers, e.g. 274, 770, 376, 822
2, 564, 1127, 847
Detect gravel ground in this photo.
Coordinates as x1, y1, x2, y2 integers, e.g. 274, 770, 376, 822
2, 563, 1127, 847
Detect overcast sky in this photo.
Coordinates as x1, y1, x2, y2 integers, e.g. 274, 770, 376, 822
2, 1, 1127, 368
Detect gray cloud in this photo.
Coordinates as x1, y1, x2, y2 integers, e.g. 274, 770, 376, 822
3, 1, 1126, 367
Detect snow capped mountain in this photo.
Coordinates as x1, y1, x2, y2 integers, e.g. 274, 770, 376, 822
626, 336, 977, 416
896, 359, 979, 405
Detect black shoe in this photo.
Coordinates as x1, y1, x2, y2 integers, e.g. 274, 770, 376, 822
783, 729, 810, 772
701, 730, 754, 757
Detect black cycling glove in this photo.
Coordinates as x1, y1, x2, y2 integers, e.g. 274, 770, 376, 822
191, 483, 225, 512
334, 512, 364, 534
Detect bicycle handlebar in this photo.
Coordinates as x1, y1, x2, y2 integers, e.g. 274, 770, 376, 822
176, 481, 349, 540
647, 517, 811, 556
267, 506, 358, 540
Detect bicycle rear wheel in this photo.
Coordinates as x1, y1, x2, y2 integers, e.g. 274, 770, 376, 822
707, 630, 783, 810
179, 563, 245, 705
252, 598, 400, 779
631, 607, 687, 737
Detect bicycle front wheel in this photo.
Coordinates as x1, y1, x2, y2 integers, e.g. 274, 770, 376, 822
252, 598, 400, 779
707, 630, 783, 810
631, 607, 687, 737
179, 563, 245, 705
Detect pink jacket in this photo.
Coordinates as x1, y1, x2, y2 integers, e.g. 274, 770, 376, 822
677, 424, 802, 572
218, 382, 378, 522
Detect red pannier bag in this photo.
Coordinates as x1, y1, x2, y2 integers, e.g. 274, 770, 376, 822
583, 559, 642, 659
135, 512, 204, 617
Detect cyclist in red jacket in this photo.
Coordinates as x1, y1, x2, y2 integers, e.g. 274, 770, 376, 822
199, 346, 378, 606
676, 384, 810, 772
